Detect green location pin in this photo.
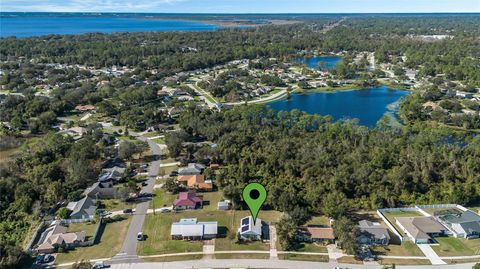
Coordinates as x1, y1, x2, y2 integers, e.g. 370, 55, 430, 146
242, 183, 267, 225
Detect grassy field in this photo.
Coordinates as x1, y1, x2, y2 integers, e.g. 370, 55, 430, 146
101, 199, 134, 212
373, 241, 424, 257
305, 216, 331, 226
431, 236, 480, 256
56, 217, 131, 264
279, 253, 328, 262
66, 221, 99, 241
151, 189, 177, 209
295, 243, 328, 253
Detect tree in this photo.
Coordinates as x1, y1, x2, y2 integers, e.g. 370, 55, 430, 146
118, 140, 136, 160
71, 260, 92, 269
322, 191, 349, 219
333, 216, 359, 255
276, 217, 298, 250
57, 208, 71, 219
163, 178, 182, 194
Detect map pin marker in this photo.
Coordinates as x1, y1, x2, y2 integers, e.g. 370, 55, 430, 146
242, 183, 267, 225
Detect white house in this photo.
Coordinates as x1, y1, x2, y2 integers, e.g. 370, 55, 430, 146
438, 210, 480, 239
170, 218, 217, 240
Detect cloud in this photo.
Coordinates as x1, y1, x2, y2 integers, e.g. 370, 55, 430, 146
1, 0, 188, 12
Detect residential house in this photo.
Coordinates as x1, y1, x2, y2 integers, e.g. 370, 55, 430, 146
66, 197, 97, 219
83, 181, 116, 199
173, 191, 203, 211
176, 175, 213, 191
396, 216, 446, 244
178, 163, 205, 176
75, 105, 96, 112
296, 227, 335, 244
98, 166, 126, 183
64, 127, 88, 138
171, 218, 217, 240
438, 210, 480, 239
357, 220, 390, 246
456, 91, 474, 99
238, 216, 263, 241
36, 223, 86, 254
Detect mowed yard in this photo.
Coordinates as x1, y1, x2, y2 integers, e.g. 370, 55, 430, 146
55, 217, 132, 264
138, 190, 283, 255
432, 236, 480, 256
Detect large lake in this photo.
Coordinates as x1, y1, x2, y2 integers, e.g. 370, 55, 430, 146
268, 86, 410, 127
0, 14, 219, 37
295, 55, 342, 70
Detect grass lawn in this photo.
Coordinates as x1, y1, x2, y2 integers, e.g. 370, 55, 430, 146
66, 221, 98, 241
431, 237, 480, 256
151, 189, 177, 209
152, 137, 165, 144
379, 258, 431, 265
296, 243, 328, 253
337, 256, 363, 264
158, 166, 178, 177
142, 254, 203, 262
201, 191, 224, 211
373, 241, 424, 257
101, 199, 134, 212
306, 216, 331, 226
446, 258, 480, 264
279, 253, 328, 262
382, 210, 422, 233
143, 132, 162, 138
56, 217, 131, 264
214, 253, 270, 259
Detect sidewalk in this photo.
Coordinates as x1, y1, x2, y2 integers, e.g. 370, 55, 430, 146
417, 244, 446, 265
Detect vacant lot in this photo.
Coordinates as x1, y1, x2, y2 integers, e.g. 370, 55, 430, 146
432, 236, 480, 256
56, 217, 131, 264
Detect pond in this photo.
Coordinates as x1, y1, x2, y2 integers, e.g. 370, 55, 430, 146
294, 55, 342, 70
268, 86, 410, 127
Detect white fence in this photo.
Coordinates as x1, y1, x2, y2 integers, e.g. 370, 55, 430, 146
59, 217, 94, 224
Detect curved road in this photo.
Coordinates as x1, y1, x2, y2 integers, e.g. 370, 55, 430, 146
110, 136, 162, 264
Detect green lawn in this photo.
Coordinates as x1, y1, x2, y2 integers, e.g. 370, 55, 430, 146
66, 221, 99, 241
431, 237, 480, 256
151, 189, 177, 209
101, 199, 134, 212
56, 217, 131, 264
296, 243, 328, 253
306, 215, 331, 226
142, 254, 203, 262
152, 137, 165, 144
143, 132, 162, 138
373, 241, 424, 257
279, 253, 328, 262
214, 253, 270, 259
379, 258, 431, 265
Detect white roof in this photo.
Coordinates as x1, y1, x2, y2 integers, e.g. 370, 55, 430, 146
170, 218, 218, 237
239, 216, 262, 235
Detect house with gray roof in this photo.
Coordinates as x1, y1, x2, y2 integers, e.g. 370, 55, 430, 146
238, 216, 263, 241
178, 163, 205, 176
83, 181, 116, 199
396, 216, 446, 244
98, 166, 126, 183
170, 218, 217, 240
66, 197, 97, 219
438, 210, 480, 239
357, 220, 390, 246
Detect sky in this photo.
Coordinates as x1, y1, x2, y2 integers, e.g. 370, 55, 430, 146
1, 0, 479, 13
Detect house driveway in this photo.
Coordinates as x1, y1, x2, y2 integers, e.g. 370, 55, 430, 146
417, 244, 446, 265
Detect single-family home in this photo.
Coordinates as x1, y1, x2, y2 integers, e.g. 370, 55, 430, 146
178, 163, 205, 176
173, 191, 203, 211
456, 91, 474, 99
64, 127, 88, 138
75, 105, 96, 112
357, 220, 390, 246
296, 227, 335, 244
36, 223, 86, 254
171, 218, 217, 240
176, 175, 213, 191
98, 166, 126, 183
438, 210, 480, 239
396, 216, 446, 244
66, 197, 97, 220
83, 181, 116, 199
238, 216, 263, 241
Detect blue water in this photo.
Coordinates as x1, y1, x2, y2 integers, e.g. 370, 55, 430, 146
268, 86, 409, 127
295, 56, 342, 70
0, 15, 219, 37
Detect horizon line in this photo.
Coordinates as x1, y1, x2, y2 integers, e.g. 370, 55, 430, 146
1, 11, 480, 15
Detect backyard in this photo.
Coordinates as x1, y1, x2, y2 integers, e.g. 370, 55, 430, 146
382, 209, 423, 234
55, 217, 132, 264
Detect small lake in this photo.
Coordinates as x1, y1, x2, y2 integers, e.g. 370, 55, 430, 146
294, 55, 342, 70
0, 14, 219, 38
268, 86, 410, 127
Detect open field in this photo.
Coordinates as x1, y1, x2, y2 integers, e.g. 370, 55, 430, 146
55, 217, 131, 264
373, 241, 424, 257
279, 253, 329, 262
431, 236, 480, 256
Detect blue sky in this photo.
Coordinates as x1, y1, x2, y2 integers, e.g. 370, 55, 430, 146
1, 0, 479, 13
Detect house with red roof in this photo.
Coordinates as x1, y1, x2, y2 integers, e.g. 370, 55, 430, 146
173, 191, 203, 211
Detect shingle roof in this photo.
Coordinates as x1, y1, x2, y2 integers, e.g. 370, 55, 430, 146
170, 218, 218, 237
174, 191, 203, 207
396, 216, 445, 240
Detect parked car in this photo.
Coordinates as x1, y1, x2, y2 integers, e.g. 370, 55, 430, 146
141, 181, 148, 187
160, 208, 171, 213
169, 171, 178, 177
35, 254, 45, 264
123, 208, 133, 214
43, 254, 54, 263
137, 232, 144, 241
93, 261, 110, 268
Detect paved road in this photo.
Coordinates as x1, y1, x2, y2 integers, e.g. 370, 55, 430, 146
110, 136, 162, 264
109, 259, 476, 269
224, 89, 288, 106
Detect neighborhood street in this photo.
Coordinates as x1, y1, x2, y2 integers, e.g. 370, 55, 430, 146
109, 136, 162, 264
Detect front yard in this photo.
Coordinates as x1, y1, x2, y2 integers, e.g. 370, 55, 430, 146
431, 236, 480, 256
66, 221, 98, 241
56, 217, 132, 264
373, 241, 424, 257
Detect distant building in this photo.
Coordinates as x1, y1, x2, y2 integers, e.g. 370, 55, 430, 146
75, 105, 96, 112
238, 216, 263, 241
173, 191, 203, 211
438, 210, 480, 239
176, 175, 213, 191
83, 181, 116, 199
36, 223, 86, 254
171, 218, 217, 240
357, 220, 390, 246
296, 227, 335, 244
178, 163, 205, 176
98, 166, 126, 183
396, 216, 446, 244
66, 197, 97, 219
456, 91, 474, 99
